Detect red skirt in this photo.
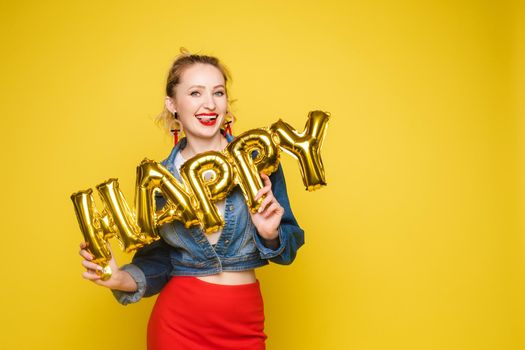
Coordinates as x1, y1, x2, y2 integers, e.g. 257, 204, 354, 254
147, 276, 267, 350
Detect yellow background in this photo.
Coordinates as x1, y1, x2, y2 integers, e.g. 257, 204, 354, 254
0, 1, 523, 349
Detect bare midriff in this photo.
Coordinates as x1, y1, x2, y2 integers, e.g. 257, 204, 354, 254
196, 270, 257, 285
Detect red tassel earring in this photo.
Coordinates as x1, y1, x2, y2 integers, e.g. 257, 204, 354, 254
221, 123, 231, 137
171, 112, 179, 145
222, 112, 234, 141
171, 128, 179, 145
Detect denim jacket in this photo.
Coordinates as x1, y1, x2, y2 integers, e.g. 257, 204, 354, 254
112, 137, 305, 305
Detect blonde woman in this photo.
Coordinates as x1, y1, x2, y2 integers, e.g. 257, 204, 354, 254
79, 51, 304, 350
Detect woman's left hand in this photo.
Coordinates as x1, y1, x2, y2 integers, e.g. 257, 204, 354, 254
250, 173, 285, 241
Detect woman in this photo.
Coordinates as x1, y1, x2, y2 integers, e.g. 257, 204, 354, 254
79, 50, 305, 350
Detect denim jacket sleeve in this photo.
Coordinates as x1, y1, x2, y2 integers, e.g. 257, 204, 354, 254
252, 164, 305, 265
111, 237, 173, 305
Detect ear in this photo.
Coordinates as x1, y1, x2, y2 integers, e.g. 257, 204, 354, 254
165, 96, 176, 114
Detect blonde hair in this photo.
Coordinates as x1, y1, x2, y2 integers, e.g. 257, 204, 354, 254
156, 48, 235, 134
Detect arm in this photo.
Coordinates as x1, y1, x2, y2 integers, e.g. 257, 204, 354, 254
252, 164, 305, 265
111, 238, 173, 305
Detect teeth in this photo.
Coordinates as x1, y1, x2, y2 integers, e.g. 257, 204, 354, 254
196, 115, 217, 121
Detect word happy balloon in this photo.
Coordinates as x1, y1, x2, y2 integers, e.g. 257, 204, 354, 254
71, 111, 330, 279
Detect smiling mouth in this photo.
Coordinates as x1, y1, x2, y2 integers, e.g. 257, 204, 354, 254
196, 113, 218, 126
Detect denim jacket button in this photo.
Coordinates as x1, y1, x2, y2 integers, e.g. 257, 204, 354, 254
228, 205, 234, 211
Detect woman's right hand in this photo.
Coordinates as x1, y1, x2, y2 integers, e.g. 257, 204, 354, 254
79, 242, 138, 292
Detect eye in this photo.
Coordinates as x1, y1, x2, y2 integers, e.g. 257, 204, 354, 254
190, 91, 200, 97
214, 91, 225, 97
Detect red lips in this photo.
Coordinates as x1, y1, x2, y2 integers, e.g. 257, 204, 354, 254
195, 113, 218, 126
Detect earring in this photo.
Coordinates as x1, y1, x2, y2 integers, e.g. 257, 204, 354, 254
171, 112, 180, 145
171, 128, 179, 145
222, 112, 234, 141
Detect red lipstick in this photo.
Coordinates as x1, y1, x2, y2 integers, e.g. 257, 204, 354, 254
195, 113, 218, 126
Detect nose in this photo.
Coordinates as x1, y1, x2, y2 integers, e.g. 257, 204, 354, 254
203, 92, 216, 110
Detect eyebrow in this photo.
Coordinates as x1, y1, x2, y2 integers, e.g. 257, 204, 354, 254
187, 84, 225, 90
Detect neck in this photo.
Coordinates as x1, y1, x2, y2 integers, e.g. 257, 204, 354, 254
181, 133, 227, 159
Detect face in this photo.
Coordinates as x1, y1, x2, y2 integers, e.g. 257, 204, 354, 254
168, 63, 228, 140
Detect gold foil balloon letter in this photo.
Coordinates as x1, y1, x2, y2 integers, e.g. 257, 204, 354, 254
136, 159, 200, 230
71, 189, 115, 281
180, 151, 235, 233
227, 128, 280, 212
271, 110, 330, 191
96, 179, 157, 253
